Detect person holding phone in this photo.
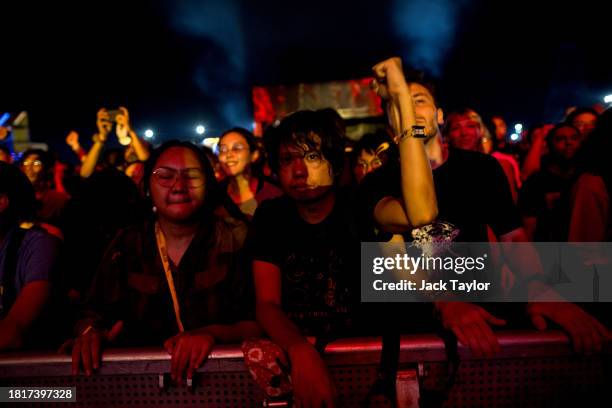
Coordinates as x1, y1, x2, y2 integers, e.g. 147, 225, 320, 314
79, 107, 150, 179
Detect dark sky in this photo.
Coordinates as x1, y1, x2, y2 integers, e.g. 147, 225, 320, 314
2, 0, 610, 155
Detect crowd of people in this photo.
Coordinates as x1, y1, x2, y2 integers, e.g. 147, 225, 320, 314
1, 57, 610, 406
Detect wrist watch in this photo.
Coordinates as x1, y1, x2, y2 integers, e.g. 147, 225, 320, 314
399, 125, 426, 140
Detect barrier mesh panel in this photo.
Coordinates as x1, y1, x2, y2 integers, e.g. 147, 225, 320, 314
421, 355, 609, 408
1, 352, 609, 407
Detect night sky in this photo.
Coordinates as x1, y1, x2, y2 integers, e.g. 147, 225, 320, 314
2, 0, 609, 157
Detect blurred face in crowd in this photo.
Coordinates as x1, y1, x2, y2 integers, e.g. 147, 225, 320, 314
124, 145, 138, 163
408, 83, 444, 141
278, 135, 334, 203
571, 112, 597, 138
446, 113, 483, 152
354, 149, 384, 183
550, 125, 581, 161
150, 147, 206, 223
492, 116, 507, 142
218, 132, 258, 178
21, 153, 44, 184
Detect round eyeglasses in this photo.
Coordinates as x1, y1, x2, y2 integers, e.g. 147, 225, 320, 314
22, 160, 43, 167
152, 167, 205, 188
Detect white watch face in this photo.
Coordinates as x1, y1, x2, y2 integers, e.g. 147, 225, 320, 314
412, 128, 425, 137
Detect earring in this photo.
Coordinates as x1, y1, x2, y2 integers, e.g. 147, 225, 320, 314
152, 206, 157, 213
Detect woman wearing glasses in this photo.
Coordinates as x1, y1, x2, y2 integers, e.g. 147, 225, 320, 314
218, 128, 282, 219
18, 149, 70, 229
69, 140, 260, 383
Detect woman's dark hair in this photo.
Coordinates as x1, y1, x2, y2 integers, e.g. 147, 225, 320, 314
264, 109, 345, 178
403, 68, 441, 107
352, 129, 398, 166
0, 161, 37, 223
485, 115, 506, 150
220, 127, 258, 152
18, 148, 54, 182
572, 108, 612, 210
575, 108, 612, 188
565, 107, 599, 125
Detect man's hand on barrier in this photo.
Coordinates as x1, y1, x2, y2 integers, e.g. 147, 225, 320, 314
528, 302, 610, 354
66, 321, 123, 376
288, 342, 337, 408
437, 302, 506, 358
164, 331, 215, 384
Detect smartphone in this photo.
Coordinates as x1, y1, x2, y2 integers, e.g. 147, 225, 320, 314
106, 109, 121, 122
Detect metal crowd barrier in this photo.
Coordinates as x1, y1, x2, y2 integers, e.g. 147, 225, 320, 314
0, 330, 609, 407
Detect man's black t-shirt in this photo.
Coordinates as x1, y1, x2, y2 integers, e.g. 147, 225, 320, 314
518, 166, 573, 241
360, 147, 522, 242
248, 189, 361, 338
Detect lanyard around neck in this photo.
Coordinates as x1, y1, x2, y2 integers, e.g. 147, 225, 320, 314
154, 222, 185, 332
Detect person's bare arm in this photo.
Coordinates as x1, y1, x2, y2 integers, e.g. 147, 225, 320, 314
80, 109, 111, 178
66, 131, 87, 163
254, 260, 308, 351
0, 281, 50, 350
520, 125, 552, 181
568, 174, 609, 242
254, 260, 336, 407
371, 58, 438, 231
499, 227, 610, 353
117, 107, 150, 161
79, 138, 105, 178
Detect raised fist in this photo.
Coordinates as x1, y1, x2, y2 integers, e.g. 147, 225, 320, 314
65, 131, 80, 151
